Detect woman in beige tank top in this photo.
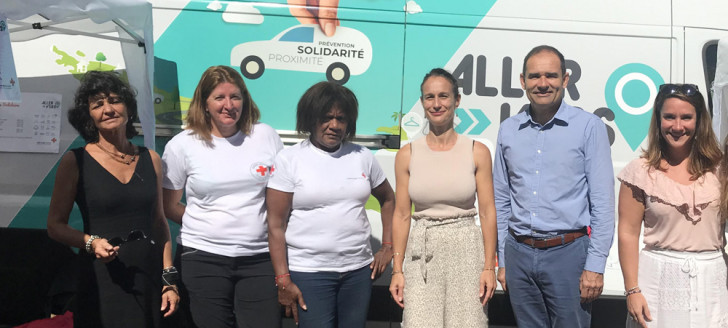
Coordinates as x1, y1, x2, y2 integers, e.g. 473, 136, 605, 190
389, 68, 498, 327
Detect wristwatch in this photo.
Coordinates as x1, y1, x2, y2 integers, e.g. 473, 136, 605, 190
162, 266, 179, 286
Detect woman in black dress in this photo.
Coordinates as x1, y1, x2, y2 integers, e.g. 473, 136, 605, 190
47, 71, 179, 327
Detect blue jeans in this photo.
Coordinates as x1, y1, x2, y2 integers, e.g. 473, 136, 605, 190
290, 265, 372, 328
505, 233, 592, 328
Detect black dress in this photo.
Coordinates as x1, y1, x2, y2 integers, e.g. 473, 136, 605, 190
72, 147, 162, 328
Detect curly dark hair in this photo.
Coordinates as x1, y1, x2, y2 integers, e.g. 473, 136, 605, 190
68, 71, 138, 142
296, 81, 358, 140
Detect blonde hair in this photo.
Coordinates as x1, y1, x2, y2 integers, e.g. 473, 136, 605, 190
186, 66, 260, 141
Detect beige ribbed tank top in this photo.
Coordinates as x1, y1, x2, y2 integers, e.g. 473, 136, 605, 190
408, 134, 477, 220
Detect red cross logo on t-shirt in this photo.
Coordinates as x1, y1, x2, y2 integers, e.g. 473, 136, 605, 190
250, 162, 272, 181
256, 165, 267, 176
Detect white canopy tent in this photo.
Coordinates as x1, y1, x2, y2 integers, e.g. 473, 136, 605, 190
2, 0, 156, 149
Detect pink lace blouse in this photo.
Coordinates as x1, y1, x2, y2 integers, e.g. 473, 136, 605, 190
617, 158, 725, 252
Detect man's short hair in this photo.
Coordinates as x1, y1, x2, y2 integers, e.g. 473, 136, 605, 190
522, 45, 566, 76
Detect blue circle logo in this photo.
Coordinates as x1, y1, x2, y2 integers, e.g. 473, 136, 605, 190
605, 63, 664, 116
604, 63, 664, 151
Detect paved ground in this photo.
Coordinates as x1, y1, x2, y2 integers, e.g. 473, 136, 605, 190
275, 290, 626, 328
283, 319, 515, 327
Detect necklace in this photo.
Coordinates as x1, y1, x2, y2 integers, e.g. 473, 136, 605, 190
95, 142, 138, 165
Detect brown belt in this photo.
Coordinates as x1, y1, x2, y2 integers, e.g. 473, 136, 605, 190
510, 229, 586, 249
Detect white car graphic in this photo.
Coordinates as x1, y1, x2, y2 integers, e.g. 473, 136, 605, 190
231, 24, 373, 84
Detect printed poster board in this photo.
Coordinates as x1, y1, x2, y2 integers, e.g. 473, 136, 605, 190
0, 93, 62, 153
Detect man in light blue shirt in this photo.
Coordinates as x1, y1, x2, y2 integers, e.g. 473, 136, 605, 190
493, 45, 614, 327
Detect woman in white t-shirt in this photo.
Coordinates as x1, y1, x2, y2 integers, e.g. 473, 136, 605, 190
266, 81, 395, 328
162, 66, 283, 328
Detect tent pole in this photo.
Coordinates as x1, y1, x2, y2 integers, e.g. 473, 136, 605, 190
112, 19, 145, 48
10, 22, 137, 44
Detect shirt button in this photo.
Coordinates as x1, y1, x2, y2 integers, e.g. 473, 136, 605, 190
532, 213, 536, 216
536, 170, 539, 174
537, 150, 541, 154
533, 191, 537, 195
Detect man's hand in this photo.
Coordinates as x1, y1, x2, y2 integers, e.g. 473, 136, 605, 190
497, 267, 507, 292
579, 270, 603, 303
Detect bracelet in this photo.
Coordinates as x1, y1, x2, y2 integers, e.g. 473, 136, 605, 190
391, 271, 403, 276
162, 285, 179, 295
275, 273, 291, 289
85, 235, 100, 254
483, 268, 495, 271
381, 242, 393, 246
162, 266, 179, 286
625, 289, 641, 296
393, 252, 403, 257
624, 286, 640, 296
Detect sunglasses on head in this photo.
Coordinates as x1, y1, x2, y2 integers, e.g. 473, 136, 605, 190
658, 84, 700, 97
109, 230, 148, 247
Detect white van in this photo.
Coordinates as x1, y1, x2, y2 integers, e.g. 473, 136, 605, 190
3, 0, 728, 325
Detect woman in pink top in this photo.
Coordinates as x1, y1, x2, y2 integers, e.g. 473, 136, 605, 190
617, 84, 728, 328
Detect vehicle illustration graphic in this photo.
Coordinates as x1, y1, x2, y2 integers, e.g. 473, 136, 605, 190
230, 24, 373, 84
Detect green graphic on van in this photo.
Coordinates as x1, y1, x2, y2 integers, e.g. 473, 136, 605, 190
52, 46, 116, 77
376, 112, 403, 137
604, 63, 664, 151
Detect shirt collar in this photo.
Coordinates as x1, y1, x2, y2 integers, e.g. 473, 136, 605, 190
519, 99, 570, 127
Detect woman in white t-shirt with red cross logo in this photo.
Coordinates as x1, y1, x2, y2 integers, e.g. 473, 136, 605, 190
162, 66, 284, 327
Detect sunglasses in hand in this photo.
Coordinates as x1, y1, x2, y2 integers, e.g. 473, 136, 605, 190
108, 230, 149, 247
